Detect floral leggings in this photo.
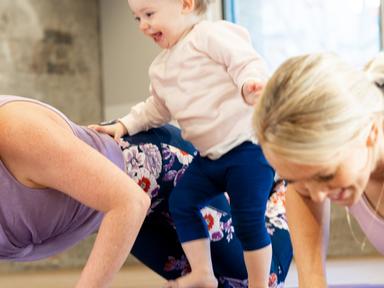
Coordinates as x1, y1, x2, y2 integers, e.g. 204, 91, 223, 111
119, 125, 292, 288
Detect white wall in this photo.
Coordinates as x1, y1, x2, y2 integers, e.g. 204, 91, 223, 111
99, 0, 222, 120
99, 0, 158, 120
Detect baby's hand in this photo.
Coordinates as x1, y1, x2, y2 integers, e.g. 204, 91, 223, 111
241, 79, 265, 106
88, 121, 128, 141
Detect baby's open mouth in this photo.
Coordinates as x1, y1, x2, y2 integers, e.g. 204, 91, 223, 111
152, 32, 162, 42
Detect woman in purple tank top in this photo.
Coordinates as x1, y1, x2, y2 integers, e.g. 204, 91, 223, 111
0, 96, 293, 288
254, 52, 384, 287
0, 95, 151, 287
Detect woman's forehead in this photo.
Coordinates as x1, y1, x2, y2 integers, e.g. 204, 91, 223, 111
264, 149, 337, 181
276, 161, 324, 181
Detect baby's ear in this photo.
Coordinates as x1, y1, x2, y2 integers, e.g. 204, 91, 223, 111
181, 0, 195, 13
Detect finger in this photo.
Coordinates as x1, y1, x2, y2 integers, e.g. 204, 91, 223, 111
163, 280, 178, 288
88, 124, 100, 129
248, 83, 257, 93
250, 82, 265, 93
91, 125, 116, 136
96, 126, 109, 133
254, 82, 264, 91
89, 125, 105, 133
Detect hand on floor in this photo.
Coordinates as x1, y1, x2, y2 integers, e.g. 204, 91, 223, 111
163, 273, 218, 288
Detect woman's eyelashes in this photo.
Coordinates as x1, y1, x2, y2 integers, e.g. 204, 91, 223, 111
283, 173, 335, 185
315, 174, 335, 182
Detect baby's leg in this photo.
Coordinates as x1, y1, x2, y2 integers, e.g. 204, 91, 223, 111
167, 157, 221, 288
164, 239, 218, 288
225, 143, 275, 287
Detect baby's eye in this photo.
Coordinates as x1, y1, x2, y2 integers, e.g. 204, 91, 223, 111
134, 16, 141, 22
316, 174, 335, 182
145, 12, 154, 18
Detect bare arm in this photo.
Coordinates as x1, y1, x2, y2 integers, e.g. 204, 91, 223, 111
0, 103, 150, 288
286, 186, 330, 288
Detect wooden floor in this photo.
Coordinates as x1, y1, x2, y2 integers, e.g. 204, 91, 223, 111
1, 257, 384, 287
0, 264, 165, 288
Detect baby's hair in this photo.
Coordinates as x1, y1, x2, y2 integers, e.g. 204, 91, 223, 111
194, 0, 215, 15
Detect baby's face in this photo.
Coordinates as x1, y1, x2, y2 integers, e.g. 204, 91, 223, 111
128, 0, 194, 49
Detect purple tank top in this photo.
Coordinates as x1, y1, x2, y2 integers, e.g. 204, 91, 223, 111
0, 95, 125, 261
349, 194, 384, 255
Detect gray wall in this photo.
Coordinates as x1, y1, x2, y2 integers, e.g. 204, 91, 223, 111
0, 0, 103, 272
99, 0, 159, 120
0, 0, 102, 124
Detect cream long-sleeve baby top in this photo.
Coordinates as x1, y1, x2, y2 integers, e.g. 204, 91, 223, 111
120, 20, 268, 159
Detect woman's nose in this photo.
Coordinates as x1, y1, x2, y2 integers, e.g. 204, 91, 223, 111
304, 182, 329, 203
311, 190, 328, 202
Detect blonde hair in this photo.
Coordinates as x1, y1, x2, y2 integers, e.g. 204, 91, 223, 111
254, 52, 384, 164
193, 0, 214, 15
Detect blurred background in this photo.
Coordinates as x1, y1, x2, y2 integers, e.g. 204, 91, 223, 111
0, 0, 382, 285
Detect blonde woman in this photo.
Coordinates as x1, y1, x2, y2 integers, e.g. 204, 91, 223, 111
254, 52, 384, 287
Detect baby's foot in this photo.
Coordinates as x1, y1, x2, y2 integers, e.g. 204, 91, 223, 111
163, 272, 218, 288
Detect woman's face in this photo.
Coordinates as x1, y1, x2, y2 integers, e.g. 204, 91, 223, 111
263, 140, 373, 207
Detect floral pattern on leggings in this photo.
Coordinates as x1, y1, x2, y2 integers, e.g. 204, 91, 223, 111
120, 138, 290, 288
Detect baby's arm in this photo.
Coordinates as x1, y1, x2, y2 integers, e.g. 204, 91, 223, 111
118, 92, 171, 136
90, 86, 171, 139
193, 21, 269, 105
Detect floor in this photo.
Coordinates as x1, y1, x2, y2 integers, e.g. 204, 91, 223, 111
0, 264, 164, 288
0, 257, 383, 287
285, 257, 384, 287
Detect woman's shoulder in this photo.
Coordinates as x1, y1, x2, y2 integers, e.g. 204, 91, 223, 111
0, 100, 69, 132
0, 100, 38, 136
0, 100, 73, 156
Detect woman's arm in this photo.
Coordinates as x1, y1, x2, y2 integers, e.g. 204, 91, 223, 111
286, 186, 330, 288
0, 103, 150, 288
